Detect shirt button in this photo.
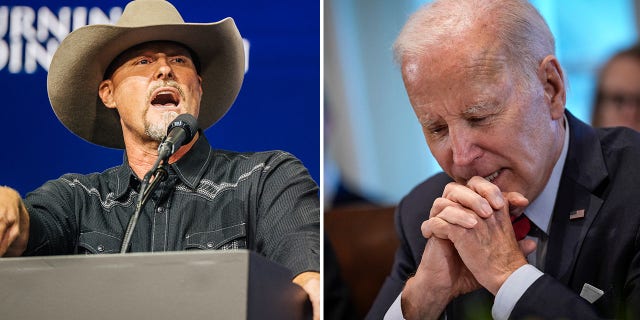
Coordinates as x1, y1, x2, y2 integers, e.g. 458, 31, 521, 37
206, 242, 214, 248
157, 207, 164, 213
97, 245, 105, 252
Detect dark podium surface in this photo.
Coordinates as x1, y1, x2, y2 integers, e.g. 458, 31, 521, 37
0, 250, 311, 319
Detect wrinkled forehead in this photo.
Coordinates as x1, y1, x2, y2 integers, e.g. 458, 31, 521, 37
403, 46, 518, 124
403, 46, 513, 104
403, 28, 512, 84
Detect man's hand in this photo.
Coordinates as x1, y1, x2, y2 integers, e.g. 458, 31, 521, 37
422, 177, 532, 294
401, 176, 508, 319
0, 186, 29, 257
292, 271, 319, 320
401, 238, 480, 320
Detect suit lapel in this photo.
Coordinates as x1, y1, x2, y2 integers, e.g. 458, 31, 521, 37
544, 112, 607, 286
544, 178, 603, 283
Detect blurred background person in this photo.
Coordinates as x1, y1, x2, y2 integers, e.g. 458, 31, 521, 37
592, 44, 640, 131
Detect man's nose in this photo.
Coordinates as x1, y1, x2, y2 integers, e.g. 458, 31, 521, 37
155, 58, 174, 80
449, 127, 481, 166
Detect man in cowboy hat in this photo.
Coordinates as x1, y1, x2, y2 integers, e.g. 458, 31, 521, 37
0, 0, 319, 317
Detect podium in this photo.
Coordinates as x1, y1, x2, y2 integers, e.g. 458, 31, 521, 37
0, 250, 311, 319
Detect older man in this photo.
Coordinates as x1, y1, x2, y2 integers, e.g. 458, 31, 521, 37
0, 0, 319, 318
368, 0, 640, 319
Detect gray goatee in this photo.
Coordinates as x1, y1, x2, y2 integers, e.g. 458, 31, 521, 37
145, 111, 179, 141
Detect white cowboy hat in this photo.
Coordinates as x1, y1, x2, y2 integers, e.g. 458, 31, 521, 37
47, 0, 245, 148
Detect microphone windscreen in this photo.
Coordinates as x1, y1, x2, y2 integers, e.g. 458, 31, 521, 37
167, 113, 198, 143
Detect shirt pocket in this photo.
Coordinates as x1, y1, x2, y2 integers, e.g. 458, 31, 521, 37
78, 231, 122, 254
184, 222, 247, 250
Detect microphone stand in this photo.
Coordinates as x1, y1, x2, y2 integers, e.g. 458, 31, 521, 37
118, 114, 197, 253
119, 156, 169, 253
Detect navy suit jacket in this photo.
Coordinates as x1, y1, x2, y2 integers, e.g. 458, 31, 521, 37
367, 112, 640, 319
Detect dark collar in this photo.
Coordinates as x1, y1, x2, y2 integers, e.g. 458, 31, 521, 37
110, 133, 212, 198
169, 132, 213, 189
563, 110, 608, 192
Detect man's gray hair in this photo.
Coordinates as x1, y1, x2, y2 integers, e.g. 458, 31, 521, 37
393, 0, 556, 89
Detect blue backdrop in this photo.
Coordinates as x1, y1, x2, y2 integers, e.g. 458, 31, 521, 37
0, 0, 320, 196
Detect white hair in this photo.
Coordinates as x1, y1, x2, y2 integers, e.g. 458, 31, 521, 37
393, 0, 556, 89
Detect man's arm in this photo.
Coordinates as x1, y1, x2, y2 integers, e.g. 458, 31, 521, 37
254, 152, 320, 319
254, 152, 319, 274
0, 186, 29, 256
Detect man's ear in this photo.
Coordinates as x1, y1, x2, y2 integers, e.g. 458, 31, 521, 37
98, 80, 116, 109
539, 55, 566, 120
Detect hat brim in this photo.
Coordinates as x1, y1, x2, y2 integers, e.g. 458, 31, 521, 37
47, 18, 245, 149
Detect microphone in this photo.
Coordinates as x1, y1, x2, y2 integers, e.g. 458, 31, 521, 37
157, 113, 198, 161
120, 113, 198, 253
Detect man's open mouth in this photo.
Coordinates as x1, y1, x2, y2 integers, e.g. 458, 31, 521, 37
150, 88, 181, 107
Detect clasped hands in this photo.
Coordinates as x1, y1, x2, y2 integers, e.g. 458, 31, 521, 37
401, 177, 537, 319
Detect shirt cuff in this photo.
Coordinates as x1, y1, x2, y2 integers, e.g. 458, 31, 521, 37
384, 292, 405, 320
492, 264, 544, 320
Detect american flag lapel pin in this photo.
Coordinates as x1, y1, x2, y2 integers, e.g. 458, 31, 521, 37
569, 209, 585, 220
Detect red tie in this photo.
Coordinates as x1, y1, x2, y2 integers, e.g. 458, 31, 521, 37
510, 214, 531, 241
